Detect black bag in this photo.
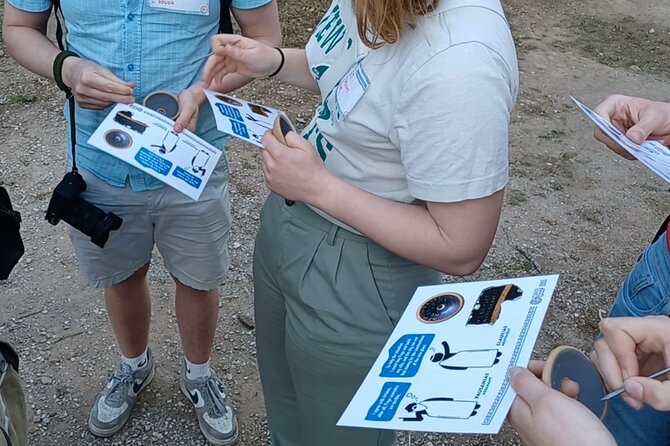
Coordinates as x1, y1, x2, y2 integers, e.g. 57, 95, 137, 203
0, 187, 24, 280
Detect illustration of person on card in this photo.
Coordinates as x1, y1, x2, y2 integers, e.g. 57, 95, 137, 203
429, 341, 502, 370
401, 398, 481, 421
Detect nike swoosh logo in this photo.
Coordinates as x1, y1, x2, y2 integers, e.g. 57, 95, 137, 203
137, 358, 147, 368
133, 375, 150, 394
188, 389, 199, 405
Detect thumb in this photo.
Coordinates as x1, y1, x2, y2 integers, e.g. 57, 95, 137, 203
508, 367, 549, 406
626, 124, 651, 144
625, 377, 670, 411
284, 129, 306, 150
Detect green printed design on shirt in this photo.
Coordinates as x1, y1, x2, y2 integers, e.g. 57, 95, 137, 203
304, 121, 334, 161
314, 4, 346, 55
311, 64, 330, 81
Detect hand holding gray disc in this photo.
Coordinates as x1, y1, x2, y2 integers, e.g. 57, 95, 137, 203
542, 346, 608, 419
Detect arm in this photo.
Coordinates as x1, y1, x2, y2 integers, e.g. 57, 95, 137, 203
260, 44, 512, 275
174, 1, 283, 131
203, 35, 318, 93
261, 135, 502, 274
591, 316, 670, 411
2, 2, 55, 79
216, 0, 283, 92
507, 367, 616, 446
593, 94, 670, 159
3, 2, 134, 109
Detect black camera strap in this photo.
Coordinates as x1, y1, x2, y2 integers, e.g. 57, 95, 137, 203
51, 0, 79, 174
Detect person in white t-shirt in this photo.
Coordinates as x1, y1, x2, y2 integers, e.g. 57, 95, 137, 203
203, 0, 518, 444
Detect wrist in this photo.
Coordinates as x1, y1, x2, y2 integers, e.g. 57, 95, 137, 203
53, 50, 79, 92
308, 171, 341, 209
268, 47, 285, 78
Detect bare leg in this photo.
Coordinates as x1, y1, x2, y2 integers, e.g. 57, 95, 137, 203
174, 278, 219, 363
104, 264, 151, 358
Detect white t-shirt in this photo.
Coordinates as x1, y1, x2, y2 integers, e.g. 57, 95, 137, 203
303, 0, 518, 224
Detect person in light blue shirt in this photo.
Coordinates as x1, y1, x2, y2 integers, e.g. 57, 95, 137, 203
2, 1, 280, 444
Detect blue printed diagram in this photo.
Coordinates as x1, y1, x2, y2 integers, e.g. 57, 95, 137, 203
401, 398, 481, 422
429, 341, 502, 370
380, 334, 434, 378
213, 94, 276, 145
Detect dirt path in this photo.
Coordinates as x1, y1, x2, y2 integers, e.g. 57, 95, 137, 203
1, 0, 669, 444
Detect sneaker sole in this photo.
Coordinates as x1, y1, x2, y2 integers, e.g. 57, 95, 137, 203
180, 379, 239, 446
88, 365, 155, 437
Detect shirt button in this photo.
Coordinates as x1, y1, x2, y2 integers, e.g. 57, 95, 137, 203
127, 13, 135, 21
127, 64, 135, 71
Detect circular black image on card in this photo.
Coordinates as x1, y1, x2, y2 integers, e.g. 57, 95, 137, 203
214, 94, 243, 107
144, 91, 180, 119
104, 129, 133, 149
416, 292, 464, 324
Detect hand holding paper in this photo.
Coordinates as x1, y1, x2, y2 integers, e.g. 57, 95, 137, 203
572, 96, 670, 183
592, 94, 670, 152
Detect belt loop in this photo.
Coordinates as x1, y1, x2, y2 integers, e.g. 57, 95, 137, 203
326, 223, 339, 246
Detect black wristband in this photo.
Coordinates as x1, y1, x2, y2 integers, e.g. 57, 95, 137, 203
268, 47, 285, 78
52, 50, 78, 93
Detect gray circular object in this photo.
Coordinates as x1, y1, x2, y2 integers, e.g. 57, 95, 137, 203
543, 346, 608, 420
103, 129, 133, 149
144, 91, 180, 119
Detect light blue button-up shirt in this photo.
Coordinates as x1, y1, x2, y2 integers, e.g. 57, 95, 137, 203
9, 0, 268, 190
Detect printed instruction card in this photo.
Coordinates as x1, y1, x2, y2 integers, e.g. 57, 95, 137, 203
88, 103, 221, 201
204, 89, 284, 147
572, 96, 670, 183
338, 275, 559, 434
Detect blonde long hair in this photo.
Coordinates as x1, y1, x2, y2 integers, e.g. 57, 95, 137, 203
353, 0, 440, 48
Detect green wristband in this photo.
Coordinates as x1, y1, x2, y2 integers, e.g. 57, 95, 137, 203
52, 50, 78, 93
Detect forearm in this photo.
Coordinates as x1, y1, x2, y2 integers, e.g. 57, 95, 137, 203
310, 176, 503, 275
274, 48, 319, 93
3, 16, 58, 80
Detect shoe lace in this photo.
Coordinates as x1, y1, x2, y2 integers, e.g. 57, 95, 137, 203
106, 362, 133, 405
200, 376, 228, 419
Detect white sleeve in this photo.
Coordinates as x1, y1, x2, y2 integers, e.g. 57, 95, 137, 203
390, 42, 518, 203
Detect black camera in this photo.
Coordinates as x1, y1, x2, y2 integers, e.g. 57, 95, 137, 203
45, 172, 123, 248
113, 110, 148, 134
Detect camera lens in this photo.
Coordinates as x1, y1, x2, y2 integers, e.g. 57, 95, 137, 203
104, 129, 133, 149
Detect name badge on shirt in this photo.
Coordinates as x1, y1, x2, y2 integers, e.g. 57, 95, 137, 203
335, 60, 370, 120
148, 0, 210, 15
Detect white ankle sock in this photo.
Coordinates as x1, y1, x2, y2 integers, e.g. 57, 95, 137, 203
184, 358, 211, 380
121, 348, 149, 371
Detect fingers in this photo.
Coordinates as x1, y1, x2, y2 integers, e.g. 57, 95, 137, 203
592, 337, 628, 391
560, 378, 580, 399
74, 71, 135, 106
173, 82, 206, 132
508, 367, 551, 407
527, 360, 545, 378
597, 317, 646, 380
625, 377, 670, 411
592, 128, 637, 160
174, 109, 198, 133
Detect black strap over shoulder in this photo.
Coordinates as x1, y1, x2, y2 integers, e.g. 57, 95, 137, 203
219, 0, 234, 34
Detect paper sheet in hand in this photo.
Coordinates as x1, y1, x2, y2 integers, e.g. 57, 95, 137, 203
338, 275, 558, 434
88, 103, 221, 201
572, 96, 670, 183
204, 90, 283, 147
